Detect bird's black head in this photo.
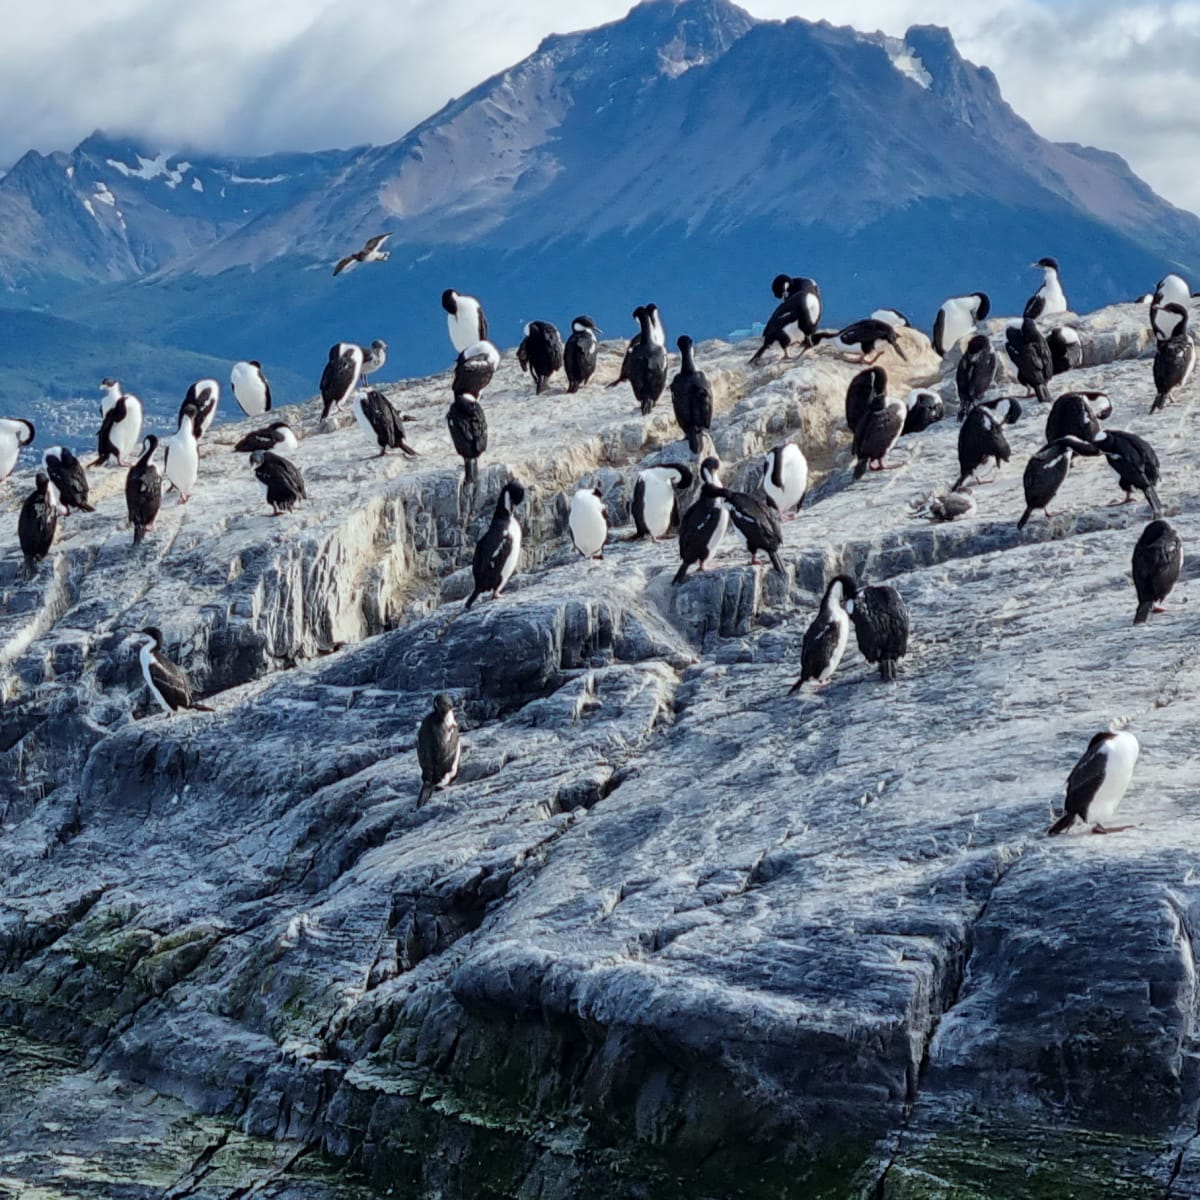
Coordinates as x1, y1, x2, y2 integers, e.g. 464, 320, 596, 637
699, 456, 721, 485
825, 574, 858, 604
632, 305, 647, 321
974, 292, 991, 320
677, 334, 693, 352
269, 420, 290, 430
432, 693, 454, 716
1021, 317, 1041, 337
668, 463, 693, 489
372, 339, 387, 351
771, 274, 792, 300
249, 450, 266, 466
572, 315, 599, 334
869, 365, 887, 390
504, 479, 526, 509
15, 418, 35, 445
34, 470, 50, 491
965, 333, 991, 354
141, 434, 159, 455
249, 360, 262, 369
100, 377, 118, 389
1085, 730, 1115, 753
1034, 256, 1060, 271
1162, 302, 1189, 320
441, 289, 458, 313
366, 389, 387, 404
139, 626, 163, 648
591, 486, 603, 499
178, 402, 200, 427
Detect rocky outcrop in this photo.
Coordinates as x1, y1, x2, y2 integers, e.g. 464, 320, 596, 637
2, 304, 1199, 1197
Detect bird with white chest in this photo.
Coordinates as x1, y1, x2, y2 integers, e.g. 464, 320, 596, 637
0, 417, 35, 483
568, 487, 608, 559
162, 403, 200, 504
932, 292, 990, 356
443, 289, 488, 354
761, 443, 807, 518
1048, 731, 1139, 835
133, 627, 213, 715
1023, 257, 1068, 320
631, 463, 692, 541
230, 361, 272, 417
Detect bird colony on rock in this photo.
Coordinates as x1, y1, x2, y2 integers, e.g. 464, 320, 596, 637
3, 250, 1197, 833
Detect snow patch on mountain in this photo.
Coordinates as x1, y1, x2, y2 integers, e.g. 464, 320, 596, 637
878, 35, 932, 88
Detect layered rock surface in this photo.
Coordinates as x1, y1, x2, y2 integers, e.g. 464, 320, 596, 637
2, 303, 1199, 1197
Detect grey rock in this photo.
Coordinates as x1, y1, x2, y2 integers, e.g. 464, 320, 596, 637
1, 303, 1199, 1197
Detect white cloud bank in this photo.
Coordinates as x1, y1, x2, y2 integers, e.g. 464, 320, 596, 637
2, 0, 1199, 214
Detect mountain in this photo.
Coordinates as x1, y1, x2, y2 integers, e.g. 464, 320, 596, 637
0, 131, 358, 297
3, 0, 1200, 443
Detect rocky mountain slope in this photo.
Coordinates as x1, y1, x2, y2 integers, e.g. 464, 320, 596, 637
4, 0, 1200, 418
2, 297, 1200, 1197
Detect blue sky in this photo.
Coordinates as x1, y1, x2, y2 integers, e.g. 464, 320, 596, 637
2, 0, 1199, 214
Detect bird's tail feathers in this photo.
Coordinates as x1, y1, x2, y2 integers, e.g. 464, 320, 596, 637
1146, 486, 1164, 518
417, 783, 434, 807
191, 702, 215, 713
464, 589, 481, 610
1134, 599, 1153, 625
1047, 812, 1076, 837
768, 549, 785, 575
853, 458, 868, 481
672, 560, 690, 586
1017, 507, 1033, 530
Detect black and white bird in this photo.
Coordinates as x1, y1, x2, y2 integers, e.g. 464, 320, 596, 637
99, 377, 124, 417
1004, 318, 1054, 405
1024, 257, 1068, 320
125, 435, 162, 547
761, 444, 807, 517
1047, 326, 1082, 375
333, 233, 390, 276
903, 389, 945, 434
452, 340, 501, 398
162, 405, 200, 504
93, 391, 143, 467
932, 292, 990, 356
0, 417, 35, 483
230, 360, 272, 417
568, 486, 608, 559
1048, 731, 1139, 836
17, 471, 57, 577
417, 693, 461, 806
134, 627, 213, 715
465, 480, 525, 609
319, 343, 364, 420
360, 339, 388, 384
442, 289, 489, 353
564, 316, 601, 393
814, 319, 908, 365
1151, 305, 1195, 413
845, 580, 910, 681
670, 336, 712, 452
845, 366, 887, 432
852, 389, 906, 479
355, 390, 418, 458
1092, 429, 1163, 516
516, 321, 564, 394
446, 392, 488, 485
1132, 519, 1182, 625
180, 379, 219, 439
233, 420, 299, 454
955, 334, 996, 420
748, 276, 822, 363
722, 489, 784, 573
788, 575, 853, 693
42, 446, 93, 514
625, 307, 668, 415
1017, 436, 1100, 529
672, 458, 729, 584
250, 450, 307, 514
1044, 392, 1107, 443
611, 303, 666, 387
954, 402, 1020, 490
631, 463, 692, 540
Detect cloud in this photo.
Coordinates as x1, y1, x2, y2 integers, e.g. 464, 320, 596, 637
2, 0, 1199, 215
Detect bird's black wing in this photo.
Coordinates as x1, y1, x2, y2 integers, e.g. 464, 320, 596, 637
1024, 293, 1046, 320
234, 429, 275, 452
854, 587, 909, 661
417, 712, 458, 787
149, 655, 193, 710
800, 612, 840, 681
932, 308, 947, 356
1063, 743, 1109, 820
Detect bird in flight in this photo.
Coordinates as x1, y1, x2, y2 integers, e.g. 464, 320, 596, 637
333, 233, 391, 277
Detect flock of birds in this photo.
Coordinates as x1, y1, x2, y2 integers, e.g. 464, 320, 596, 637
2, 245, 1197, 837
